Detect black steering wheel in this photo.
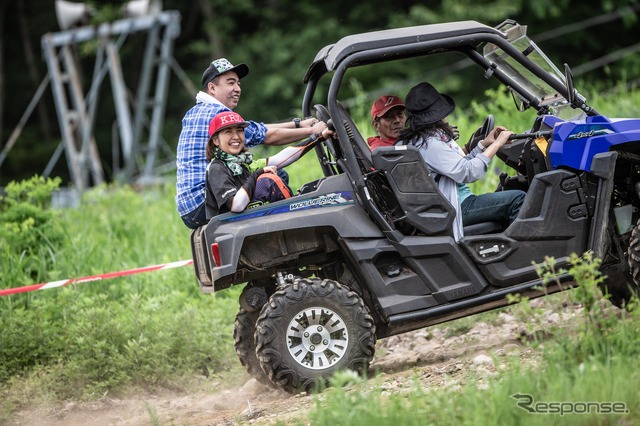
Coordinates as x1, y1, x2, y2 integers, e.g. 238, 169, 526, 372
314, 104, 329, 121
313, 104, 332, 132
464, 114, 494, 153
313, 104, 341, 174
314, 104, 339, 153
479, 114, 495, 139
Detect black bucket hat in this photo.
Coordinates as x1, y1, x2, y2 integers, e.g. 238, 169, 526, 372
201, 58, 249, 88
405, 82, 455, 125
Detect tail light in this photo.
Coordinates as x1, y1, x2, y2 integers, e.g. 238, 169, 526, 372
211, 242, 221, 267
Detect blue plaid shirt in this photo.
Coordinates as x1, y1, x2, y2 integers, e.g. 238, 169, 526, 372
175, 95, 268, 216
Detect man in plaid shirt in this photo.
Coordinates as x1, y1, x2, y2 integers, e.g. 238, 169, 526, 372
176, 58, 326, 229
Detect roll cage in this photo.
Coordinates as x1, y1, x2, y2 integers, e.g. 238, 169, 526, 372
301, 19, 597, 168
299, 19, 598, 240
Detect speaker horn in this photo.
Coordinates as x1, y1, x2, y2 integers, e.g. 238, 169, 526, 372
55, 0, 92, 30
122, 0, 162, 18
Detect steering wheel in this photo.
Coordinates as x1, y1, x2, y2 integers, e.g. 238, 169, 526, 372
479, 114, 495, 139
464, 114, 494, 153
563, 63, 576, 105
312, 104, 341, 174
313, 104, 331, 131
313, 103, 327, 118
314, 104, 340, 153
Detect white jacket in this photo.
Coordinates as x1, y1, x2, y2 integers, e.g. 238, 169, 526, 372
412, 131, 490, 241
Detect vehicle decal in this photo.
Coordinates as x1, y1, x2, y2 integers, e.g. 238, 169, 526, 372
566, 125, 613, 140
288, 192, 353, 211
220, 192, 355, 223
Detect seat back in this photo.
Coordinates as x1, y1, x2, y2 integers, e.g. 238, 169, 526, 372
371, 146, 455, 236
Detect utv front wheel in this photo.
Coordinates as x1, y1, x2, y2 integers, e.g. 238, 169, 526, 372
602, 222, 640, 308
622, 222, 640, 306
255, 278, 376, 394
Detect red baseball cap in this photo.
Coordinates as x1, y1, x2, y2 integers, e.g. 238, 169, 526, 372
208, 111, 250, 137
371, 95, 406, 120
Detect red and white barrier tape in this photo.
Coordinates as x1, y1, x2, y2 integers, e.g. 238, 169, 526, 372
0, 259, 193, 297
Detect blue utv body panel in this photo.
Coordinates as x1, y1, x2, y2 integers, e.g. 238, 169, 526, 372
549, 116, 640, 172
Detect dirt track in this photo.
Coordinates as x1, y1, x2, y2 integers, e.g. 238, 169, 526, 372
12, 296, 581, 425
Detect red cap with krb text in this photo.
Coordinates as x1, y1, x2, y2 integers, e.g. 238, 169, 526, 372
371, 95, 406, 120
208, 111, 250, 137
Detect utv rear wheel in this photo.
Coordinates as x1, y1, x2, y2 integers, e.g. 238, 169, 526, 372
234, 308, 273, 386
255, 278, 376, 394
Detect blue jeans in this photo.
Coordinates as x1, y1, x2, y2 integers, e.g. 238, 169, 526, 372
180, 202, 207, 229
461, 190, 525, 226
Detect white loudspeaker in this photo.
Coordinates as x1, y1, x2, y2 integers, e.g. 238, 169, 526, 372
122, 0, 162, 18
55, 0, 91, 30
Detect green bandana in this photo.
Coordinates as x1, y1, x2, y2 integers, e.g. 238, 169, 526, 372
214, 147, 253, 176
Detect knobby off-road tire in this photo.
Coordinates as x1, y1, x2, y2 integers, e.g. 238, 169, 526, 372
622, 222, 640, 306
602, 221, 640, 308
255, 278, 376, 394
233, 308, 273, 386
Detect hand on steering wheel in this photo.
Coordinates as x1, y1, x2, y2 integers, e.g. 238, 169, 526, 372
464, 114, 494, 153
313, 104, 341, 174
314, 104, 338, 144
482, 125, 508, 147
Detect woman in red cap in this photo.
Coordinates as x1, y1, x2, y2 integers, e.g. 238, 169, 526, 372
205, 111, 332, 218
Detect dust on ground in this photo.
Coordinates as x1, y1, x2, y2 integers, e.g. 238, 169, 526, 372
11, 296, 585, 425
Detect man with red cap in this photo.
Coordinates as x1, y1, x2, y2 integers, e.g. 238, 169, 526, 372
367, 95, 407, 150
176, 58, 327, 229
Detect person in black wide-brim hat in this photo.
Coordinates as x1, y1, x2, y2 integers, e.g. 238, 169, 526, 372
397, 82, 526, 241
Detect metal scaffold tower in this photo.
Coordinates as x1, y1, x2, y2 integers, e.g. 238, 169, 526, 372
39, 10, 181, 192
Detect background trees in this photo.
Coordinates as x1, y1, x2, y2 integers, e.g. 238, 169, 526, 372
0, 0, 638, 185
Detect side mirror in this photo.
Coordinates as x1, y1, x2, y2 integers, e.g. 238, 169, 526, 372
563, 63, 577, 105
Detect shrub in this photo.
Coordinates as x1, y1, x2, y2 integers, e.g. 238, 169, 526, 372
0, 175, 64, 286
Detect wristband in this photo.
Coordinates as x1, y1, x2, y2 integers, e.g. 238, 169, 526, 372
478, 140, 487, 152
293, 118, 301, 128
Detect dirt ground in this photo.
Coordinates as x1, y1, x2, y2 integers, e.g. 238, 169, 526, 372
11, 297, 582, 426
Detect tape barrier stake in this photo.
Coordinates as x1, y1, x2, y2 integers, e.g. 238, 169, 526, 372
0, 259, 194, 297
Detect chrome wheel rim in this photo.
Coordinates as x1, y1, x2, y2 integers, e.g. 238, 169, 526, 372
286, 307, 348, 370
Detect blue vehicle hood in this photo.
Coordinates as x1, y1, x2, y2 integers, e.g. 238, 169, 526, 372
548, 115, 640, 172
